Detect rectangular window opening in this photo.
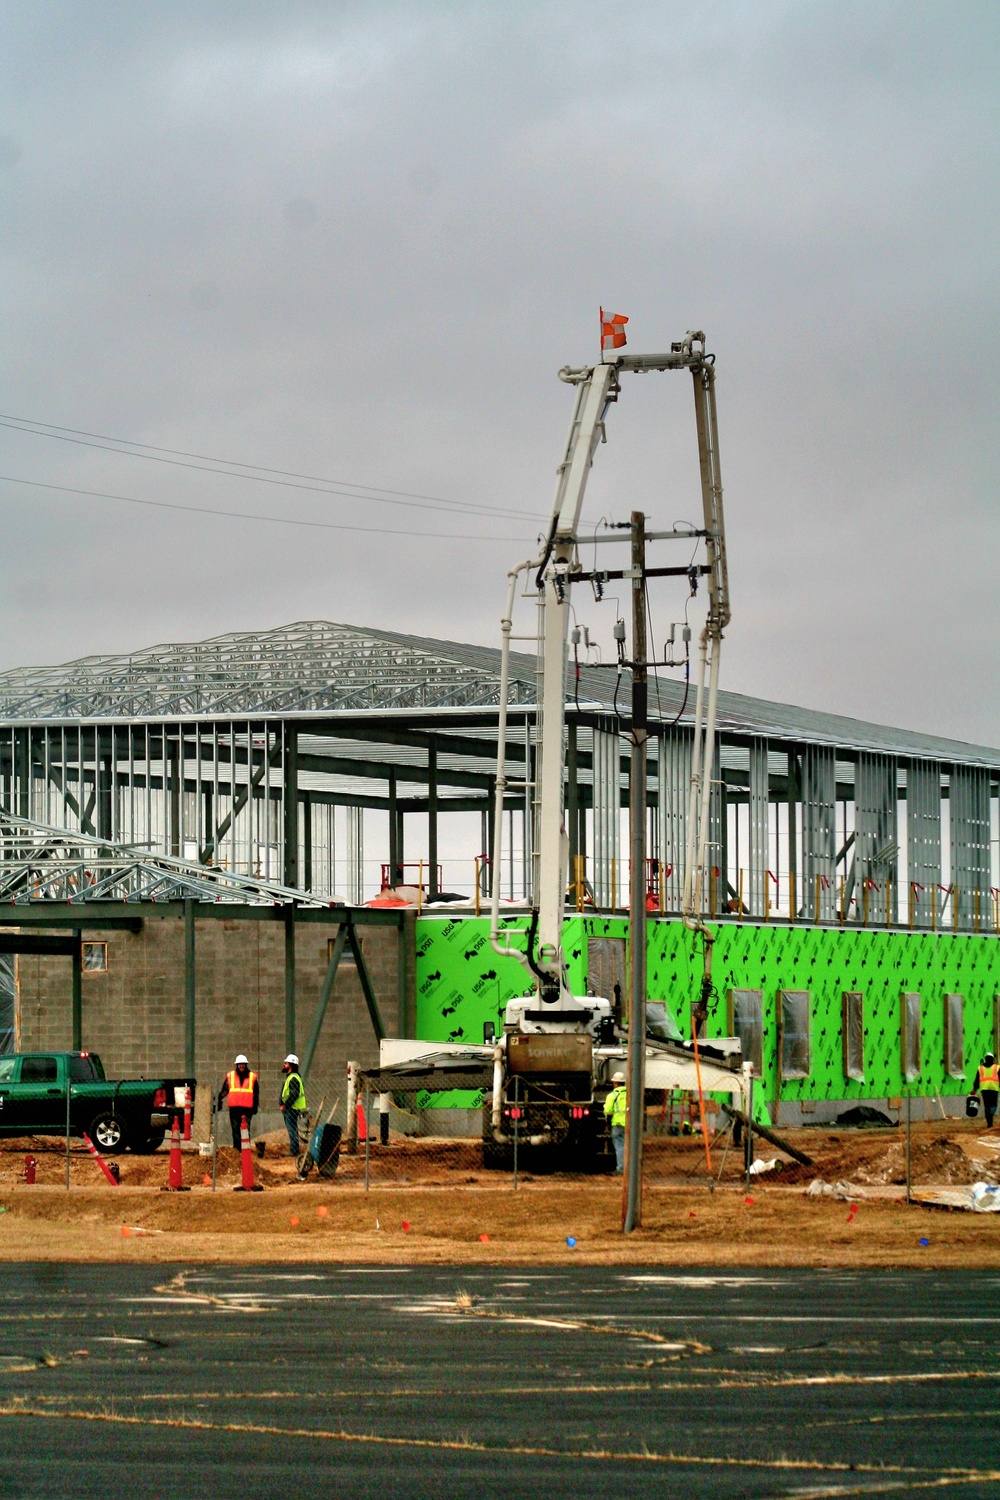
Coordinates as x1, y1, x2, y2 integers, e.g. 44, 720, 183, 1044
945, 993, 965, 1079
82, 941, 108, 973
328, 934, 359, 967
902, 991, 922, 1080
779, 990, 811, 1079
728, 989, 763, 1078
587, 939, 626, 1010
842, 991, 865, 1081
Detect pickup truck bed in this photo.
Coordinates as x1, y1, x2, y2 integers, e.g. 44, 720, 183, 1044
0, 1052, 196, 1154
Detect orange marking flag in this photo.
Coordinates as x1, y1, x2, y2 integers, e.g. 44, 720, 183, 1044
600, 308, 628, 352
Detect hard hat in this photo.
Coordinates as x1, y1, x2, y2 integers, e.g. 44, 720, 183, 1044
987, 1053, 996, 1066
612, 1069, 626, 1083
234, 1054, 249, 1066
284, 1054, 299, 1066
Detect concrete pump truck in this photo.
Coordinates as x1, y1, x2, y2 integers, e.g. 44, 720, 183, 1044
378, 322, 752, 1171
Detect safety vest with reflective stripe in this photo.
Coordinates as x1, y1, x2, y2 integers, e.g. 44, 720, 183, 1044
978, 1064, 999, 1092
227, 1069, 257, 1109
604, 1086, 627, 1128
281, 1071, 307, 1111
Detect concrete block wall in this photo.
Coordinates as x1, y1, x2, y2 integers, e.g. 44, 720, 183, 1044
15, 915, 408, 1139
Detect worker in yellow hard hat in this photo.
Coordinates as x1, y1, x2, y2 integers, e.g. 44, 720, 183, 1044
604, 1069, 627, 1174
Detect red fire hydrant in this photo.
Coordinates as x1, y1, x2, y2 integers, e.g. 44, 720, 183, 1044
24, 1155, 36, 1185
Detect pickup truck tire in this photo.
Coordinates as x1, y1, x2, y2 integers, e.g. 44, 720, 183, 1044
89, 1112, 129, 1155
132, 1131, 165, 1155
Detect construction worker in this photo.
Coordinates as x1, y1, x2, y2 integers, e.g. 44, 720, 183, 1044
280, 1053, 307, 1157
217, 1054, 259, 1148
604, 1069, 627, 1174
973, 1052, 1000, 1128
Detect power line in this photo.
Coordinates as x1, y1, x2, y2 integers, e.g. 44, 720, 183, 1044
0, 473, 534, 543
0, 414, 541, 523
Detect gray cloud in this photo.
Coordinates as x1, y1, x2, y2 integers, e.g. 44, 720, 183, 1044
0, 0, 997, 742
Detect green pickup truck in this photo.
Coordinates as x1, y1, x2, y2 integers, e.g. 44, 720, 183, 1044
0, 1052, 196, 1154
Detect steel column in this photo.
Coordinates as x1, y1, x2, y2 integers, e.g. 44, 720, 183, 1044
184, 898, 196, 1076
284, 907, 296, 1056
71, 928, 82, 1051
427, 737, 438, 896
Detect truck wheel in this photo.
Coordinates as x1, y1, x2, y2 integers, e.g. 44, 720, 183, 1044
131, 1131, 165, 1155
90, 1113, 129, 1155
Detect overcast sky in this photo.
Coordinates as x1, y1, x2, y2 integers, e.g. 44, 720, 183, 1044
2, 1, 998, 745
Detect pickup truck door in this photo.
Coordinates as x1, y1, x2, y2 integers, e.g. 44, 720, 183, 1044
0, 1057, 16, 1135
14, 1055, 66, 1132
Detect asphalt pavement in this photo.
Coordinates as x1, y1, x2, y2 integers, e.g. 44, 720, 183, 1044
0, 1262, 995, 1498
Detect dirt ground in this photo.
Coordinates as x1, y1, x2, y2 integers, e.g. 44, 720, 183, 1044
0, 1115, 997, 1266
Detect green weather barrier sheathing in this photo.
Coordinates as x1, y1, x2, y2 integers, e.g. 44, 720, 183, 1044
414, 914, 1000, 1120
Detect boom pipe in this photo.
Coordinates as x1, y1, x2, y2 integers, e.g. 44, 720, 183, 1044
490, 559, 536, 968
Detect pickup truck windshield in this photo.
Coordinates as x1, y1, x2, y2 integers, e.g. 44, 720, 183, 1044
70, 1056, 104, 1082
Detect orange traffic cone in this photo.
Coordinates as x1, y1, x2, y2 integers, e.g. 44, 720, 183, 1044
82, 1131, 121, 1186
234, 1113, 263, 1192
182, 1085, 193, 1142
163, 1113, 190, 1192
356, 1098, 368, 1142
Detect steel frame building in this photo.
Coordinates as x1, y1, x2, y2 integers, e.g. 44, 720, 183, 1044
1, 619, 998, 931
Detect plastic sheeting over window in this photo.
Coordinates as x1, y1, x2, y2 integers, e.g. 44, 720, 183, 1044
902, 991, 922, 1080
842, 991, 864, 1081
587, 938, 625, 1010
0, 955, 14, 1055
729, 989, 763, 1077
780, 990, 811, 1079
945, 993, 965, 1078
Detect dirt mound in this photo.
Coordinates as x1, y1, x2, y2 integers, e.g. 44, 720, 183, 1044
854, 1135, 995, 1187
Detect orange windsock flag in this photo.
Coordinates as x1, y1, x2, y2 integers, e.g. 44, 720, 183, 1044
600, 308, 628, 352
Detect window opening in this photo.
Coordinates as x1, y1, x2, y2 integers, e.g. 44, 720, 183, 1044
945, 993, 965, 1079
329, 935, 359, 967
587, 938, 626, 1017
82, 942, 108, 973
902, 992, 922, 1080
779, 990, 811, 1079
842, 991, 864, 1081
728, 989, 763, 1078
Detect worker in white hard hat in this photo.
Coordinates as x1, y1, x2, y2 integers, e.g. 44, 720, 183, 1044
280, 1053, 308, 1157
604, 1069, 628, 1174
217, 1054, 259, 1148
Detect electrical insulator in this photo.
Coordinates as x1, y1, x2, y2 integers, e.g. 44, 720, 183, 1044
682, 624, 692, 644
613, 620, 626, 643
570, 627, 581, 646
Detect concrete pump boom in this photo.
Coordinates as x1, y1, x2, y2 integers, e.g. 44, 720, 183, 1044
490, 331, 729, 1014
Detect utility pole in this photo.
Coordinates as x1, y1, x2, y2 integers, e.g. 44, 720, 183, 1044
623, 510, 647, 1233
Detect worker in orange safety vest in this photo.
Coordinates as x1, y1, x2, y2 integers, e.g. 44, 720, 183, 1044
973, 1052, 1000, 1128
218, 1054, 260, 1147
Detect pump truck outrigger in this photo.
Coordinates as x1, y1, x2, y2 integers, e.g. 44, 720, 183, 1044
377, 325, 753, 1168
